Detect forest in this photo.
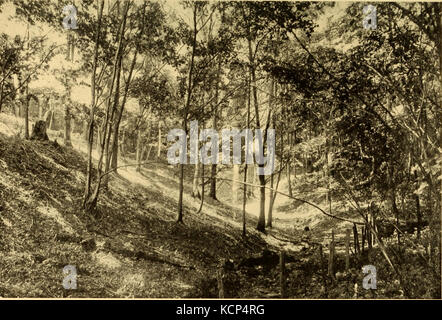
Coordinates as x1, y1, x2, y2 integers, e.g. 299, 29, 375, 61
0, 0, 440, 299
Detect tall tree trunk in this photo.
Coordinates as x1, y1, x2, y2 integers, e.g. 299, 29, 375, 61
103, 54, 123, 187
325, 135, 332, 214
93, 2, 128, 195
242, 74, 251, 237
83, 0, 104, 209
24, 87, 29, 139
84, 0, 126, 211
247, 36, 266, 232
64, 103, 72, 147
196, 110, 206, 214
287, 132, 293, 197
209, 58, 222, 200
177, 5, 198, 223
97, 120, 103, 152
110, 7, 144, 172
232, 164, 240, 204
266, 78, 275, 228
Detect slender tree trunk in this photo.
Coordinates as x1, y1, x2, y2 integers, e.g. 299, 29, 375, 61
103, 54, 123, 187
110, 10, 143, 172
325, 136, 332, 214
268, 155, 282, 228
177, 5, 198, 223
83, 0, 104, 210
110, 123, 120, 169
266, 79, 275, 228
209, 59, 222, 200
24, 87, 29, 139
97, 120, 103, 152
267, 170, 274, 228
242, 75, 251, 237
92, 2, 128, 195
84, 0, 126, 211
64, 103, 72, 147
287, 132, 293, 197
196, 111, 207, 214
414, 170, 422, 240
247, 37, 266, 232
232, 164, 240, 204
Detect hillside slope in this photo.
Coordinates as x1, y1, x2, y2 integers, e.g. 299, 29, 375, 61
0, 124, 304, 298
0, 114, 439, 299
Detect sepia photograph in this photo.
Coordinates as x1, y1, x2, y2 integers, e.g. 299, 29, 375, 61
0, 0, 440, 302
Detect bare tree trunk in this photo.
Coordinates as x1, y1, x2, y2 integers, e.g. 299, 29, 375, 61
178, 5, 198, 223
97, 120, 103, 152
328, 229, 335, 280
103, 54, 123, 187
232, 164, 240, 204
24, 87, 29, 139
84, 0, 125, 212
266, 79, 275, 228
247, 36, 266, 232
268, 157, 282, 228
267, 170, 274, 228
242, 74, 251, 237
110, 13, 143, 172
286, 132, 293, 197
196, 96, 207, 214
90, 1, 128, 199
83, 0, 104, 210
414, 170, 422, 240
209, 58, 222, 201
64, 104, 72, 147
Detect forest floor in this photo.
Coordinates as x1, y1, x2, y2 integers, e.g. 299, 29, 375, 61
0, 113, 439, 298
